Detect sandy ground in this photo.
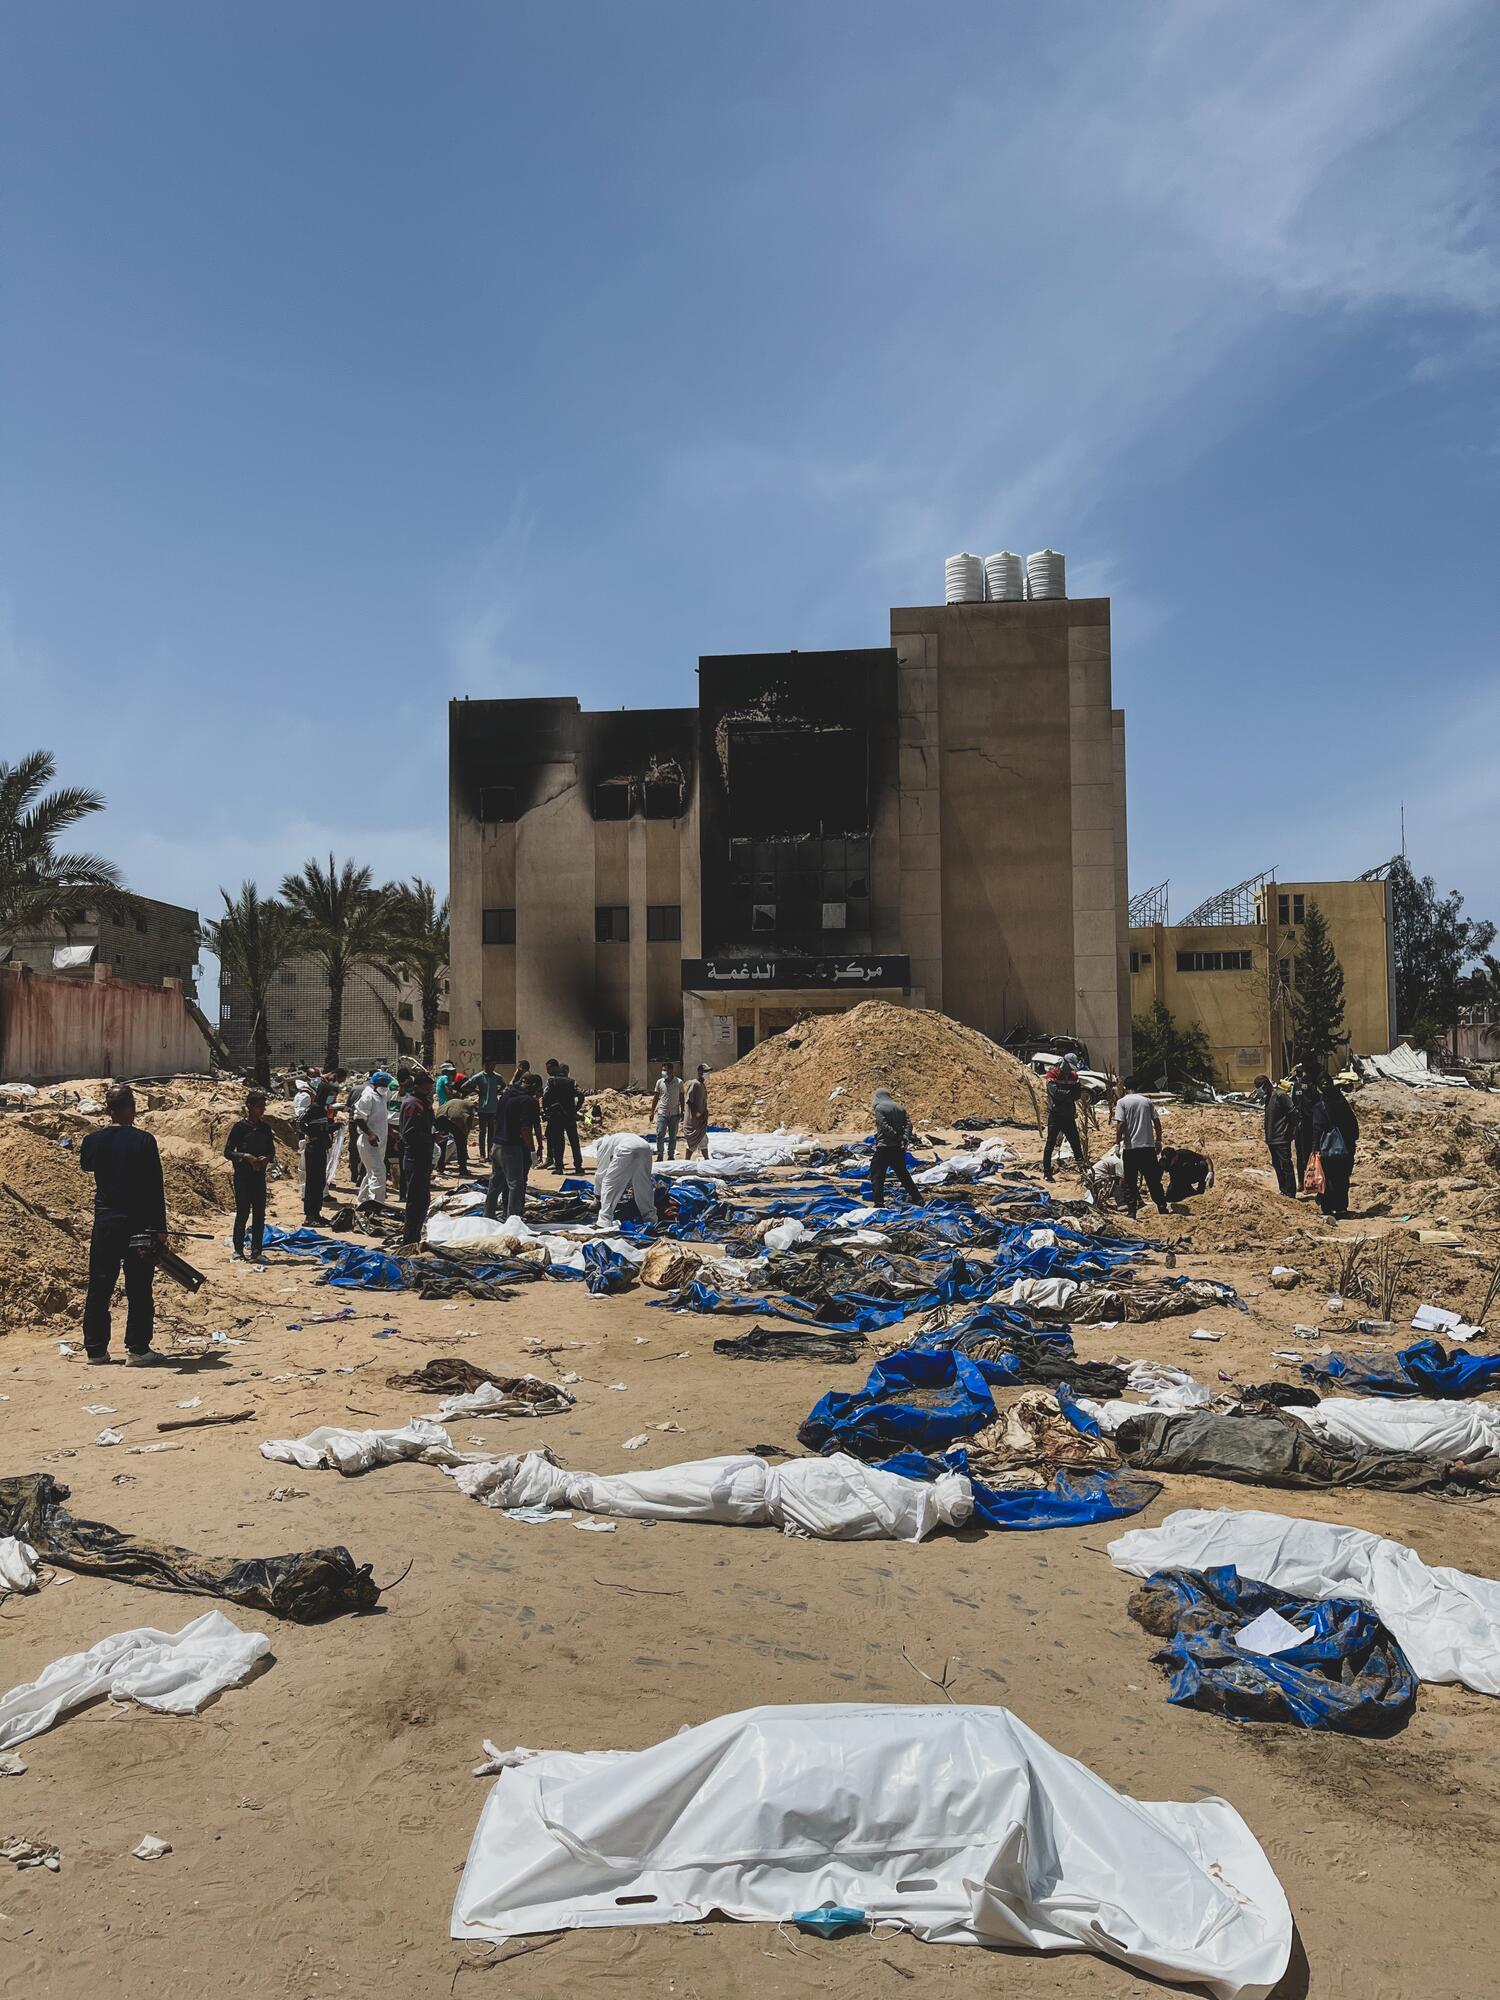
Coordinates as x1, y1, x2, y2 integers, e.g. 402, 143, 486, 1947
3, 1117, 1500, 2000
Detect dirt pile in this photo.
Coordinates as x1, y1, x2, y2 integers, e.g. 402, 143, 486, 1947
585, 1087, 655, 1133
708, 1001, 1044, 1134
0, 1115, 233, 1333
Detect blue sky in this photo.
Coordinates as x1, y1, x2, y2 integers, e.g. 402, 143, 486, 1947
4, 0, 1498, 985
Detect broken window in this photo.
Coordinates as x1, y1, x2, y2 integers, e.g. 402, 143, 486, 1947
397, 1003, 414, 1022
482, 907, 516, 946
643, 776, 684, 819
482, 1028, 517, 1065
477, 785, 517, 823
646, 905, 681, 942
596, 906, 630, 943
594, 781, 631, 821
595, 1028, 629, 1064
751, 903, 776, 932
647, 1025, 682, 1062
725, 725, 869, 836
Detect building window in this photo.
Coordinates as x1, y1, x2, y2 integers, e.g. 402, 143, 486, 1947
646, 904, 681, 943
1176, 949, 1253, 973
595, 905, 630, 943
135, 915, 147, 934
594, 781, 631, 821
1277, 893, 1305, 926
280, 970, 297, 984
595, 1027, 629, 1063
397, 1002, 414, 1022
1129, 948, 1154, 974
482, 907, 516, 946
821, 901, 847, 931
72, 907, 90, 925
220, 1003, 233, 1021
647, 1026, 682, 1062
481, 1028, 517, 1066
751, 902, 776, 931
642, 776, 684, 819
477, 784, 517, 823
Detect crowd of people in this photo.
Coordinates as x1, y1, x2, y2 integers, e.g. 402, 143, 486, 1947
69, 1042, 1364, 1369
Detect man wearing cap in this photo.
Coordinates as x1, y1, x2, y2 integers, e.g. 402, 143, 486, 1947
224, 1088, 276, 1259
354, 1069, 393, 1207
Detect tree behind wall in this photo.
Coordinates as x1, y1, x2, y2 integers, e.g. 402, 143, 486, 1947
1385, 856, 1496, 1035
1130, 999, 1216, 1088
390, 877, 449, 1069
279, 856, 399, 1070
201, 885, 304, 1088
0, 749, 131, 938
1291, 898, 1346, 1068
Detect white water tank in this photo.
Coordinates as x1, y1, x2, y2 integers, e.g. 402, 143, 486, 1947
944, 552, 985, 604
1026, 548, 1066, 599
984, 551, 1024, 601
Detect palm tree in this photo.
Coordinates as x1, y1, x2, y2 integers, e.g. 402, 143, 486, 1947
0, 749, 131, 938
390, 878, 450, 1069
279, 855, 399, 1070
201, 885, 305, 1088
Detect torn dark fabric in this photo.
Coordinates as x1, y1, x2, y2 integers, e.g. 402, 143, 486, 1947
712, 1326, 868, 1363
1113, 1406, 1472, 1491
0, 1474, 380, 1622
1238, 1382, 1321, 1409
1128, 1564, 1417, 1732
1301, 1338, 1500, 1399
386, 1359, 558, 1399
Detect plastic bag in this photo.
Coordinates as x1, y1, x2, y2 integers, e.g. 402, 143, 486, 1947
1302, 1151, 1325, 1196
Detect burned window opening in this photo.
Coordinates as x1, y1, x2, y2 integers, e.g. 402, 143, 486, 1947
588, 757, 688, 824
595, 1027, 629, 1064
477, 784, 518, 824
724, 724, 868, 838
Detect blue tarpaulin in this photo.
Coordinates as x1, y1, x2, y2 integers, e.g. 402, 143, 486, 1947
583, 1241, 637, 1295
261, 1226, 406, 1289
878, 1448, 1162, 1531
1128, 1564, 1417, 1731
1302, 1337, 1500, 1398
799, 1347, 1014, 1455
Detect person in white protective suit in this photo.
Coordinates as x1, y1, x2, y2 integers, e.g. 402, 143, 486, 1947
594, 1130, 658, 1226
354, 1070, 393, 1206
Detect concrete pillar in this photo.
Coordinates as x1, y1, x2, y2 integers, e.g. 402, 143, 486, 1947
1068, 623, 1122, 1070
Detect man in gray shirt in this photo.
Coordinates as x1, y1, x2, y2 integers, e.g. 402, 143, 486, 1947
1112, 1078, 1168, 1218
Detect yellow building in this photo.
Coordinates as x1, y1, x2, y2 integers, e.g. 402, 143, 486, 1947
1128, 875, 1395, 1090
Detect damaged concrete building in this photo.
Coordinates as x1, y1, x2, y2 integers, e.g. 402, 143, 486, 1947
448, 595, 1130, 1087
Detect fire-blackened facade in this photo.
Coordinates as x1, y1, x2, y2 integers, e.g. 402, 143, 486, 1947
449, 597, 1131, 1087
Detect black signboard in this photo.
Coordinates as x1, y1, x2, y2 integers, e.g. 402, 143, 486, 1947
680, 955, 910, 992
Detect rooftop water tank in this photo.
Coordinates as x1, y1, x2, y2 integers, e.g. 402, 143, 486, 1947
984, 551, 1024, 601
1026, 548, 1066, 600
944, 552, 985, 604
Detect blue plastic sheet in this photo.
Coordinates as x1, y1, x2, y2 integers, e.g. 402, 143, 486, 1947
1302, 1337, 1500, 1398
583, 1241, 637, 1295
799, 1348, 1010, 1455
1129, 1564, 1417, 1731
262, 1226, 405, 1290
878, 1448, 1162, 1531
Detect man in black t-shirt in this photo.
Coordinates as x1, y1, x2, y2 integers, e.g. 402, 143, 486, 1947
399, 1072, 437, 1245
224, 1090, 276, 1260
78, 1083, 169, 1365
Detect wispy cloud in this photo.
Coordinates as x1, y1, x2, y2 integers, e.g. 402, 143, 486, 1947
442, 493, 540, 694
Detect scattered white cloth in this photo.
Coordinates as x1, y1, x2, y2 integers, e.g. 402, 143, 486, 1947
451, 1702, 1290, 1999
1109, 1507, 1500, 1694
446, 1449, 970, 1542
1079, 1363, 1211, 1433
0, 1537, 39, 1593
762, 1218, 810, 1254
913, 1136, 1011, 1186
433, 1379, 574, 1422
0, 1611, 270, 1751
997, 1275, 1081, 1315
1288, 1397, 1500, 1465
260, 1418, 472, 1474
132, 1835, 172, 1861
643, 1128, 808, 1179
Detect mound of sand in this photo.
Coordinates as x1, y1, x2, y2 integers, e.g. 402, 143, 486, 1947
585, 1088, 656, 1133
708, 1001, 1044, 1134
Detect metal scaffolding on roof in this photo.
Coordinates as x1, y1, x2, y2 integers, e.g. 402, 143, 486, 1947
1180, 868, 1276, 928
1127, 880, 1169, 926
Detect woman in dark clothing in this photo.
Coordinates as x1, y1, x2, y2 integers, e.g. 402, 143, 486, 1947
1311, 1081, 1359, 1219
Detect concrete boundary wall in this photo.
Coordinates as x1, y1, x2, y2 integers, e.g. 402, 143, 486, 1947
0, 966, 213, 1084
